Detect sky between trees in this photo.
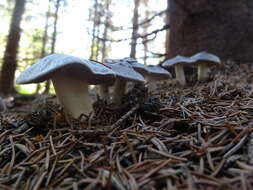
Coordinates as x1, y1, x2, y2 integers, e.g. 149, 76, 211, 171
0, 0, 167, 65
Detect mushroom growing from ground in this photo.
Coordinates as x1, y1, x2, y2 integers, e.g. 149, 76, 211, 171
190, 51, 221, 82
16, 54, 115, 118
98, 83, 111, 102
107, 60, 145, 105
97, 58, 120, 102
145, 65, 172, 93
106, 58, 171, 93
123, 57, 149, 76
162, 55, 192, 86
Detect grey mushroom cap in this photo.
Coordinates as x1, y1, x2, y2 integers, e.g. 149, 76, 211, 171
16, 54, 116, 85
162, 55, 192, 67
190, 51, 221, 64
121, 57, 149, 75
104, 57, 149, 74
121, 57, 137, 63
107, 61, 145, 83
146, 65, 172, 79
103, 58, 120, 64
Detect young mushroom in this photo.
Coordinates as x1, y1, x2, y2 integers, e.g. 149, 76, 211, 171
107, 61, 145, 105
123, 58, 149, 76
16, 54, 115, 118
190, 51, 221, 82
106, 58, 171, 93
97, 58, 120, 102
145, 65, 172, 93
98, 83, 111, 102
162, 55, 191, 86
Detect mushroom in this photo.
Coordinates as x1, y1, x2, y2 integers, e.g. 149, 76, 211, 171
106, 58, 171, 93
162, 55, 192, 86
120, 57, 149, 76
190, 51, 221, 82
97, 58, 120, 102
145, 65, 172, 93
107, 61, 145, 105
98, 83, 111, 102
16, 54, 115, 118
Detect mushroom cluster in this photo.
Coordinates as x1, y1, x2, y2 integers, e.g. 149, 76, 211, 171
104, 57, 171, 95
16, 54, 171, 118
99, 58, 146, 104
162, 51, 221, 85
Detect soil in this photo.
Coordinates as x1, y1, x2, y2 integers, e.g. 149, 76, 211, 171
0, 61, 253, 189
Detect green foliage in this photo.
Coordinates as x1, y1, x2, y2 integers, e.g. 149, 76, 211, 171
15, 84, 36, 94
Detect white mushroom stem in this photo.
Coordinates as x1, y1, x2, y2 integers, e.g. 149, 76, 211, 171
52, 73, 93, 118
112, 78, 126, 106
197, 63, 209, 82
175, 64, 186, 86
146, 76, 157, 94
99, 84, 110, 102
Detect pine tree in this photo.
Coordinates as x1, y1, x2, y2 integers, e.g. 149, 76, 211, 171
0, 0, 26, 95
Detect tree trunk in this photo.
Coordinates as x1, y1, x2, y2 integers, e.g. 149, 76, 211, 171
50, 0, 60, 54
89, 0, 99, 60
130, 0, 140, 58
94, 16, 101, 61
40, 0, 50, 58
165, 0, 170, 60
0, 0, 26, 95
101, 0, 111, 61
37, 0, 51, 94
141, 0, 150, 65
44, 0, 60, 94
169, 0, 253, 61
142, 14, 151, 64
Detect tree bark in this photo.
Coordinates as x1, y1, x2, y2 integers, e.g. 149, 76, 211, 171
169, 0, 253, 61
0, 0, 26, 95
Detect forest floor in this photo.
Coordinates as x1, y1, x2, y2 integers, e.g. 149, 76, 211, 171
1, 62, 253, 190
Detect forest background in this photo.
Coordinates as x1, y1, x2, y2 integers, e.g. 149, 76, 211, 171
0, 0, 168, 95
1, 0, 252, 95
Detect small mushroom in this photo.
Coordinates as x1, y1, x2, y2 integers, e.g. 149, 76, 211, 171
16, 54, 115, 118
107, 61, 145, 105
190, 51, 221, 82
145, 65, 172, 93
162, 55, 191, 86
98, 83, 111, 102
98, 58, 119, 102
96, 58, 117, 102
120, 57, 149, 76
